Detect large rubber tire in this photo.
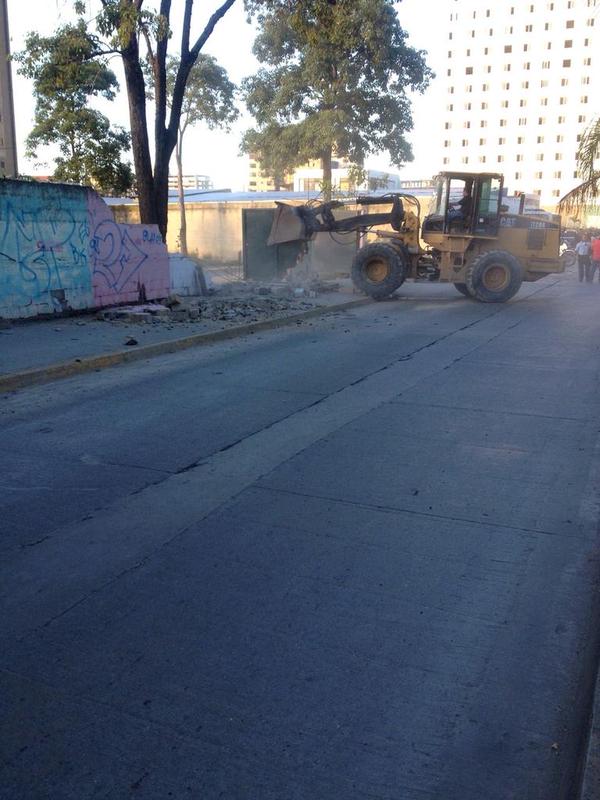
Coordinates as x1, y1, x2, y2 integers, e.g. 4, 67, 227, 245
454, 282, 472, 297
351, 242, 408, 300
465, 250, 523, 303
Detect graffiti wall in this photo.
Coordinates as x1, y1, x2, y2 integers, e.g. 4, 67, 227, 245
0, 180, 169, 319
88, 192, 169, 308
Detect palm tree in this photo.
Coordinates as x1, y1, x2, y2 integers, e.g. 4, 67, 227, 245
559, 117, 600, 216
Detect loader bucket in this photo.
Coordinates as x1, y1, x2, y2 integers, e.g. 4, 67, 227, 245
267, 202, 312, 245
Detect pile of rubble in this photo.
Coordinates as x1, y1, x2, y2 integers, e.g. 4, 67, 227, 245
96, 278, 342, 326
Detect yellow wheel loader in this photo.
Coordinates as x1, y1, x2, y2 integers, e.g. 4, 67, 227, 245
268, 171, 563, 303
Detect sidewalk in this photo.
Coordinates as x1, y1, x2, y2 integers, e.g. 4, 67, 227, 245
0, 279, 365, 392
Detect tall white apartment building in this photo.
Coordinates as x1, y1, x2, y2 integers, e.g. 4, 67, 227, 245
441, 0, 598, 208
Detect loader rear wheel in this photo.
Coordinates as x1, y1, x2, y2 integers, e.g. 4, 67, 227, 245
454, 282, 472, 297
352, 243, 408, 300
465, 250, 523, 303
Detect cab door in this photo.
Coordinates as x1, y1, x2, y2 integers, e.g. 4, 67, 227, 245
472, 176, 502, 237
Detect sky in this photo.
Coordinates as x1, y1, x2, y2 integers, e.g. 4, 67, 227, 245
6, 0, 448, 190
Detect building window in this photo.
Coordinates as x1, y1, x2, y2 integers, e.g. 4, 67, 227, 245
523, 43, 529, 51
542, 60, 551, 68
523, 62, 531, 70
538, 117, 546, 124
497, 155, 504, 163
535, 171, 543, 179
566, 19, 575, 27
445, 122, 451, 129
517, 136, 524, 144
501, 100, 509, 108
480, 120, 487, 128
462, 139, 468, 147
516, 154, 523, 161
498, 137, 505, 145
552, 190, 561, 198
563, 59, 571, 67
554, 171, 562, 179
505, 45, 512, 52
480, 138, 487, 145
447, 104, 454, 111
559, 97, 567, 105
464, 121, 471, 128
525, 24, 533, 32
540, 80, 548, 87
555, 153, 563, 160
536, 153, 544, 161
502, 81, 510, 90
481, 102, 488, 110
522, 81, 529, 88
556, 135, 564, 142
579, 115, 587, 123
564, 39, 573, 47
541, 98, 548, 105
515, 172, 522, 180
520, 99, 527, 107
581, 96, 589, 103
537, 136, 544, 143
519, 117, 527, 125
466, 67, 473, 74
504, 63, 511, 71
500, 119, 507, 127
561, 78, 569, 86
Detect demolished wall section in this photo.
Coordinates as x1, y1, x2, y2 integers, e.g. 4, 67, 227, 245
0, 180, 169, 319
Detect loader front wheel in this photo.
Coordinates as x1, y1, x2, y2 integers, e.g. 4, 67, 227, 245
352, 243, 408, 300
465, 250, 523, 303
454, 282, 472, 297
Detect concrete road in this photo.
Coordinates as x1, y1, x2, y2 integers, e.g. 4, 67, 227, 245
2, 274, 600, 799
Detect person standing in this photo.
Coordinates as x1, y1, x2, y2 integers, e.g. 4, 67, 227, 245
590, 235, 600, 283
575, 234, 591, 282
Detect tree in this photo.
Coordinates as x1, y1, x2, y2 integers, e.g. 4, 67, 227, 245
153, 55, 237, 254
242, 0, 432, 199
86, 0, 238, 239
16, 21, 134, 196
559, 117, 600, 217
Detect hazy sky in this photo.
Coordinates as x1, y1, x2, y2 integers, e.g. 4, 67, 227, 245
7, 0, 447, 189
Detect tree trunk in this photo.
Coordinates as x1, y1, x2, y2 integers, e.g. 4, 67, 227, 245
122, 44, 155, 225
321, 147, 333, 201
175, 135, 188, 255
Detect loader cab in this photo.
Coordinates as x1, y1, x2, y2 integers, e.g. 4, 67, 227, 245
423, 172, 504, 239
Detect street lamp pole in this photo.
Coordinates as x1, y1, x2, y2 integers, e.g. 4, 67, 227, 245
0, 0, 18, 177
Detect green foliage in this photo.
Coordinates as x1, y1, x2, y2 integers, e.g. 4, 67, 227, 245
16, 21, 134, 195
149, 54, 238, 133
559, 117, 600, 215
242, 0, 432, 180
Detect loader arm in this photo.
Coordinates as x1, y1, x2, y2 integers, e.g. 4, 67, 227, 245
267, 194, 412, 246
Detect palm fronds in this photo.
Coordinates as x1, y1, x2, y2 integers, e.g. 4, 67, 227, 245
559, 117, 600, 215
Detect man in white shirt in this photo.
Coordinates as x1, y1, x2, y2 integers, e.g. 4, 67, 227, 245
575, 235, 591, 283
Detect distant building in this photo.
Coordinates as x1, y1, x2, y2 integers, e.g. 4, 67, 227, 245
168, 174, 213, 191
293, 161, 401, 194
440, 0, 599, 208
248, 155, 293, 192
248, 153, 401, 195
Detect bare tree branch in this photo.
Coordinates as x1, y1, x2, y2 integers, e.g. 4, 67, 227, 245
190, 0, 237, 60
181, 0, 193, 59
